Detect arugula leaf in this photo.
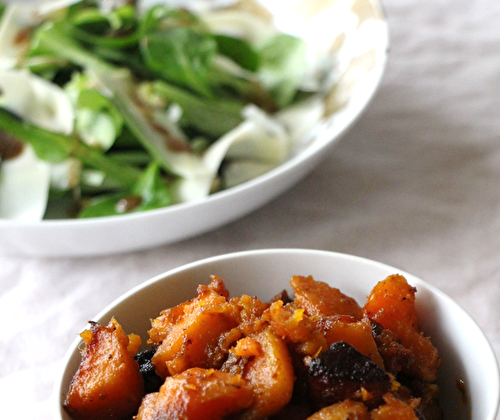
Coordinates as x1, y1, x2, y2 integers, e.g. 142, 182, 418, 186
68, 3, 140, 49
0, 108, 140, 188
78, 162, 172, 218
151, 80, 244, 139
214, 34, 260, 72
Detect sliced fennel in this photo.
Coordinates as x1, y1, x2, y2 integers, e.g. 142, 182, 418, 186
0, 144, 51, 221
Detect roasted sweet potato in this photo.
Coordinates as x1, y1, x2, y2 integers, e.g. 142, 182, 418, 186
64, 318, 144, 420
136, 367, 253, 420
148, 275, 231, 345
291, 275, 363, 319
305, 400, 369, 420
318, 316, 384, 368
370, 393, 420, 419
64, 274, 441, 420
151, 277, 240, 378
266, 300, 328, 357
363, 275, 440, 382
228, 327, 296, 420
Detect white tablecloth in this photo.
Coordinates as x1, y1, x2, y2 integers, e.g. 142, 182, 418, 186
1, 0, 500, 418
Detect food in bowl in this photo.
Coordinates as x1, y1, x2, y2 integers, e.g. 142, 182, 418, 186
0, 0, 330, 221
63, 273, 442, 420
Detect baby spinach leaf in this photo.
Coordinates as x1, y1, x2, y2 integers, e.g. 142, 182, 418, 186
140, 27, 217, 97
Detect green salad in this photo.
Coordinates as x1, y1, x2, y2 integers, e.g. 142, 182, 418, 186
0, 0, 326, 220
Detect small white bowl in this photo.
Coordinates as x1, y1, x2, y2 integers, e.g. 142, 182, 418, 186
54, 249, 499, 420
0, 0, 388, 257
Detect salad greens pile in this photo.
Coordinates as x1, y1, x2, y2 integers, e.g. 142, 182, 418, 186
0, 0, 325, 220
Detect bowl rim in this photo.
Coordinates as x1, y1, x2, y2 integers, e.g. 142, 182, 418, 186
53, 248, 500, 420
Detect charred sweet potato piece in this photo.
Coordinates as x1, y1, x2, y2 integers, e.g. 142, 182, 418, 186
230, 328, 296, 420
305, 400, 370, 420
370, 393, 420, 419
64, 318, 144, 420
136, 367, 253, 420
318, 316, 384, 368
308, 342, 391, 410
363, 275, 440, 382
291, 275, 363, 319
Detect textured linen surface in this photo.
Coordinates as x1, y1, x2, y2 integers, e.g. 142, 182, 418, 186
1, 0, 500, 418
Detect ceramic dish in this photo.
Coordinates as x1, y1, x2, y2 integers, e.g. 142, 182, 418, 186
0, 0, 388, 257
54, 249, 500, 420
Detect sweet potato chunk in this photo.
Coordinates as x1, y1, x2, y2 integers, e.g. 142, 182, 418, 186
370, 393, 420, 419
319, 317, 384, 367
148, 275, 230, 345
363, 275, 440, 382
234, 328, 296, 420
291, 275, 363, 319
151, 277, 240, 378
64, 318, 144, 420
305, 400, 369, 420
267, 300, 328, 357
136, 367, 253, 420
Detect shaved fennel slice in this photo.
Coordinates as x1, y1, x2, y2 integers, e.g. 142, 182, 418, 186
222, 160, 277, 189
92, 68, 208, 180
0, 144, 51, 221
175, 106, 290, 202
0, 69, 75, 135
203, 9, 278, 43
275, 95, 325, 150
219, 105, 289, 165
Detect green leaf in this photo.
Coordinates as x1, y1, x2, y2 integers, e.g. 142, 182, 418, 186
152, 80, 244, 139
0, 109, 71, 162
54, 1, 139, 48
78, 162, 172, 218
256, 34, 308, 108
140, 27, 217, 97
0, 108, 140, 188
65, 73, 125, 150
214, 34, 260, 72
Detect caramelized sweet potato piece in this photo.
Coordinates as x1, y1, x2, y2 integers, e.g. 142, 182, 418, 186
370, 393, 420, 419
363, 275, 440, 382
148, 276, 230, 345
64, 318, 144, 420
291, 276, 363, 319
305, 400, 370, 420
136, 367, 253, 420
151, 277, 240, 378
308, 342, 391, 410
319, 316, 384, 368
230, 328, 296, 420
266, 300, 328, 356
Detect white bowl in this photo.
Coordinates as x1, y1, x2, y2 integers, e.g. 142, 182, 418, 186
0, 0, 388, 257
54, 249, 499, 420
